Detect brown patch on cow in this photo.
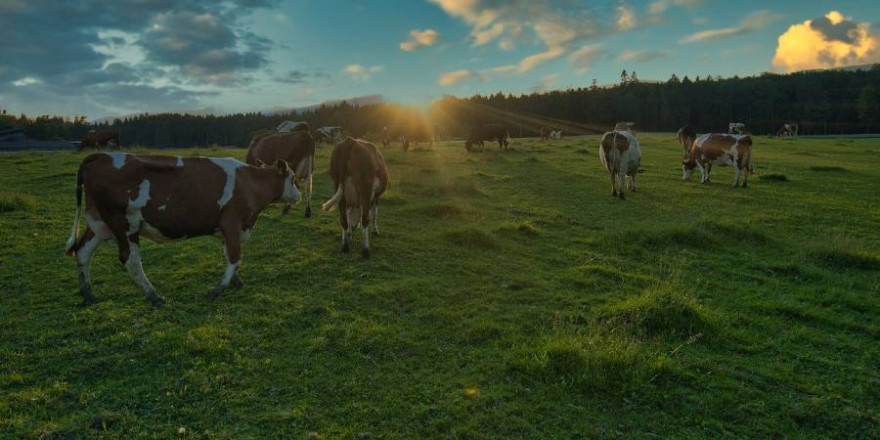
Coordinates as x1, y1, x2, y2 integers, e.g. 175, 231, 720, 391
601, 132, 630, 155
80, 130, 121, 151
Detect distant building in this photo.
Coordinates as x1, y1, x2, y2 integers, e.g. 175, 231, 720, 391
0, 128, 76, 151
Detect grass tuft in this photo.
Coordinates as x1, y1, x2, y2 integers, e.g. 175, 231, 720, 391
497, 220, 543, 236
594, 284, 711, 339
808, 249, 880, 271
412, 202, 464, 219
759, 173, 789, 182
443, 227, 496, 249
0, 192, 37, 213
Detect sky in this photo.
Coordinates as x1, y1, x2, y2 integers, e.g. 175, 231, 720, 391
1, 0, 878, 119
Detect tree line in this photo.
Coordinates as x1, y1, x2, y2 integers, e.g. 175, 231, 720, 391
2, 65, 878, 148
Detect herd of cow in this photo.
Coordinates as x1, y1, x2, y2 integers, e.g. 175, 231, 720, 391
63, 119, 774, 306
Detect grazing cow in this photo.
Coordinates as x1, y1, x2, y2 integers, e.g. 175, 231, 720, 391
677, 125, 698, 159
682, 133, 753, 187
322, 138, 389, 258
465, 124, 510, 152
79, 130, 121, 151
314, 126, 346, 144
64, 153, 301, 306
540, 127, 551, 141
383, 125, 434, 151
277, 120, 310, 133
550, 130, 564, 140
613, 122, 638, 133
777, 123, 799, 137
599, 130, 642, 200
246, 127, 316, 217
728, 122, 748, 134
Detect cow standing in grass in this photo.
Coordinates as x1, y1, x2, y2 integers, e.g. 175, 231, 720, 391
65, 153, 301, 306
683, 133, 753, 187
246, 125, 315, 217
614, 122, 637, 133
599, 130, 642, 200
79, 130, 121, 151
465, 124, 510, 152
677, 125, 697, 159
540, 127, 551, 141
728, 122, 748, 134
322, 138, 388, 258
777, 123, 799, 137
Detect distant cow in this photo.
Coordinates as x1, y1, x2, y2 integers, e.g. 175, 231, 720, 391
613, 122, 637, 133
64, 153, 301, 306
550, 130, 564, 140
277, 121, 310, 133
465, 124, 510, 152
246, 126, 316, 217
314, 127, 346, 144
683, 133, 753, 187
777, 123, 798, 137
599, 130, 642, 200
79, 130, 121, 151
322, 138, 389, 258
383, 125, 434, 151
728, 122, 748, 134
540, 127, 551, 141
677, 125, 698, 159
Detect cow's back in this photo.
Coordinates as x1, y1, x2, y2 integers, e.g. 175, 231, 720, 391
246, 131, 315, 169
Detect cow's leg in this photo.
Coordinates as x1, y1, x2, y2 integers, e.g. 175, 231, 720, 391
609, 171, 617, 197
742, 162, 750, 188
230, 229, 250, 289
732, 162, 741, 187
209, 224, 242, 300
629, 171, 638, 192
305, 172, 313, 218
360, 191, 373, 259
339, 200, 350, 253
124, 236, 164, 306
698, 163, 708, 184
370, 198, 380, 235
346, 204, 362, 256
74, 228, 102, 305
618, 169, 627, 200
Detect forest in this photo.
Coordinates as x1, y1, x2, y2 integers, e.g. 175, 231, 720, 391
2, 66, 878, 148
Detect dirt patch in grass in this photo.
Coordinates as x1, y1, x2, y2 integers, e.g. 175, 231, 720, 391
759, 173, 789, 182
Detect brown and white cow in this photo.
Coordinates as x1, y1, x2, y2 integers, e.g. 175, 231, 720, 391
540, 127, 551, 141
777, 123, 798, 137
677, 125, 697, 159
599, 130, 642, 200
322, 138, 389, 258
550, 130, 564, 140
465, 124, 510, 152
682, 133, 753, 187
246, 128, 315, 217
614, 122, 638, 133
79, 130, 121, 151
64, 153, 301, 306
728, 122, 748, 134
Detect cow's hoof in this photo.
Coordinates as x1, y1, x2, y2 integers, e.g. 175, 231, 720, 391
305, 206, 312, 218
362, 248, 371, 259
207, 287, 224, 301
81, 295, 97, 306
231, 274, 245, 289
148, 295, 166, 307
341, 243, 350, 253
742, 183, 748, 188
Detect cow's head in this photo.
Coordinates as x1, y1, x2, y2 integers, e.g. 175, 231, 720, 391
464, 140, 474, 151
682, 159, 696, 180
275, 160, 301, 212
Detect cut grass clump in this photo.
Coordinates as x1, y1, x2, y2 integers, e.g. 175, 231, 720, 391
497, 219, 543, 236
443, 227, 496, 249
759, 173, 789, 182
509, 333, 671, 393
809, 166, 847, 172
0, 192, 37, 213
594, 284, 711, 339
808, 249, 880, 271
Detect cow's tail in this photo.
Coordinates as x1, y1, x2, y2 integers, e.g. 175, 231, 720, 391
322, 184, 344, 212
65, 162, 86, 255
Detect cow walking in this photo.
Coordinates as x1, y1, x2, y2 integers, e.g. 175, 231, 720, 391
777, 123, 798, 137
465, 124, 510, 152
322, 138, 389, 258
64, 153, 301, 306
246, 126, 316, 217
599, 130, 641, 200
683, 134, 753, 187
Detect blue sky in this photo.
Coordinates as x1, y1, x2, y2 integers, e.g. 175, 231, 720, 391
1, 0, 878, 119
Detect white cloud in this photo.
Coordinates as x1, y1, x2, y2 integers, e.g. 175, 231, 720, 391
342, 64, 384, 81
773, 11, 880, 72
568, 44, 602, 74
617, 5, 636, 31
12, 77, 42, 87
400, 29, 440, 51
619, 49, 668, 62
519, 46, 566, 72
680, 10, 780, 43
438, 69, 477, 86
648, 0, 701, 16
473, 23, 505, 46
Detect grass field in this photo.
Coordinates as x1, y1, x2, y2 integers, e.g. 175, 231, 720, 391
1, 134, 879, 439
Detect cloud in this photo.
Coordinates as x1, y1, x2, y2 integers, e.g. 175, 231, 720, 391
617, 5, 636, 31
438, 69, 477, 86
648, 0, 701, 16
343, 64, 384, 81
680, 10, 780, 43
399, 28, 440, 51
519, 46, 566, 72
473, 23, 505, 46
568, 44, 603, 74
773, 11, 880, 72
619, 49, 668, 62
530, 73, 560, 92
274, 69, 329, 84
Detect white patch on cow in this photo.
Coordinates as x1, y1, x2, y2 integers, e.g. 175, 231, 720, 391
140, 220, 179, 243
370, 203, 379, 234
106, 152, 127, 169
209, 157, 245, 209
220, 261, 241, 286
176, 157, 184, 167
124, 242, 158, 297
282, 171, 302, 204
125, 180, 151, 235
85, 211, 113, 240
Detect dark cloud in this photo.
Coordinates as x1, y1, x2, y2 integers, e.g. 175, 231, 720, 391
810, 15, 858, 44
274, 69, 331, 84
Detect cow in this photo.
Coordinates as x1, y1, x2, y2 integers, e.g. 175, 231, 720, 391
465, 124, 510, 152
246, 127, 316, 217
777, 123, 799, 137
79, 130, 121, 151
322, 138, 389, 258
728, 122, 748, 134
64, 153, 301, 306
314, 126, 346, 144
550, 130, 564, 140
682, 133, 753, 187
614, 122, 638, 133
383, 125, 434, 151
540, 127, 551, 141
677, 125, 698, 159
599, 130, 642, 200
277, 120, 310, 133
